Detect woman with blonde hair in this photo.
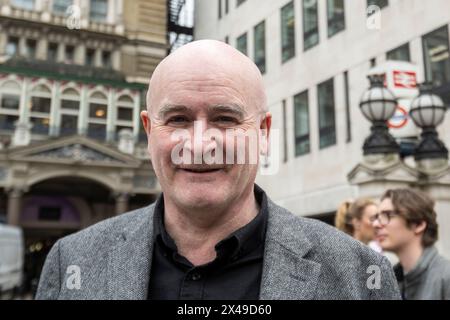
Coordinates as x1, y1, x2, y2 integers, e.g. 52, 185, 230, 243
335, 198, 380, 249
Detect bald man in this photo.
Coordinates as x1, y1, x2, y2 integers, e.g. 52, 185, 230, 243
36, 40, 401, 300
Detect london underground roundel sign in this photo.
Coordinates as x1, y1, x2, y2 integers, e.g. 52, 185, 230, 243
388, 105, 408, 129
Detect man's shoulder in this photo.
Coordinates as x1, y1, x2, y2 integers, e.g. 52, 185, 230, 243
56, 203, 155, 253
268, 200, 384, 264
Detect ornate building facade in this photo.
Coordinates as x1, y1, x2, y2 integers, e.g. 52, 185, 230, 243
0, 0, 168, 291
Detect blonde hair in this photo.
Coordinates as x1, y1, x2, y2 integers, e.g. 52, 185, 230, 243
335, 198, 376, 236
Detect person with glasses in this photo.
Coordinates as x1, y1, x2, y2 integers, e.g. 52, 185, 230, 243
372, 188, 450, 300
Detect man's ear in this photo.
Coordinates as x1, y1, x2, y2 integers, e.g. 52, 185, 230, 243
140, 110, 151, 135
413, 220, 427, 236
260, 112, 272, 155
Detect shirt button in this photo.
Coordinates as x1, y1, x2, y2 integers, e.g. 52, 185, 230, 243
191, 273, 202, 281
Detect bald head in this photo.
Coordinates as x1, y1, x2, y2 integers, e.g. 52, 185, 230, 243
147, 40, 267, 116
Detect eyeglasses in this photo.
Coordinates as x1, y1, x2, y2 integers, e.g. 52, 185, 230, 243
369, 210, 400, 226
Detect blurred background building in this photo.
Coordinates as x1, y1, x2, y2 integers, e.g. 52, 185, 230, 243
194, 0, 450, 218
194, 0, 450, 256
0, 0, 193, 295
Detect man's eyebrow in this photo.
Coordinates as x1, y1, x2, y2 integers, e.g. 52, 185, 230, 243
207, 104, 247, 118
157, 104, 191, 119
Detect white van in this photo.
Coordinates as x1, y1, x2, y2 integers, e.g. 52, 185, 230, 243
0, 223, 24, 298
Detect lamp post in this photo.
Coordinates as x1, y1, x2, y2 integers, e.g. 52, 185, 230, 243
409, 82, 448, 161
359, 74, 399, 155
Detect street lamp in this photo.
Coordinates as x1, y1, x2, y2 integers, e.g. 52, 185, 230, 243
359, 74, 399, 155
409, 83, 448, 161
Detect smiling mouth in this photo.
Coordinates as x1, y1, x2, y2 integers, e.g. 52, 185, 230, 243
178, 167, 224, 173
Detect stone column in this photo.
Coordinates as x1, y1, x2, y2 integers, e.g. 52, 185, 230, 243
0, 27, 7, 56
36, 37, 48, 60
115, 192, 129, 215
7, 188, 23, 226
94, 48, 102, 67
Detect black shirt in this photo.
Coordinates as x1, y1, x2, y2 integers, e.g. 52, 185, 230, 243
147, 185, 268, 300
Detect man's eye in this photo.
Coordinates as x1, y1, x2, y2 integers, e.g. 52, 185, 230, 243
167, 116, 189, 124
214, 116, 238, 124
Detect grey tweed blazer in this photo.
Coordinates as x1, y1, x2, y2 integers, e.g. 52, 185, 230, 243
35, 198, 401, 300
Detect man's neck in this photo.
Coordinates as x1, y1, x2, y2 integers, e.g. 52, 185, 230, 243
397, 241, 424, 274
163, 187, 260, 266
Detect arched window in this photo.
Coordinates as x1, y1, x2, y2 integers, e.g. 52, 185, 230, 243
0, 80, 21, 132
115, 94, 134, 141
60, 87, 80, 136
88, 91, 108, 141
30, 83, 52, 135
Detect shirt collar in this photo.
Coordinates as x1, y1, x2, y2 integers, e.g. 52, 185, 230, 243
152, 184, 268, 261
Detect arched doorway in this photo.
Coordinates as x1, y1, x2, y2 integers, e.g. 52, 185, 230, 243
20, 176, 114, 296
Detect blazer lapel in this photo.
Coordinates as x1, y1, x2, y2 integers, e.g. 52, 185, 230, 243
107, 206, 155, 300
259, 201, 322, 300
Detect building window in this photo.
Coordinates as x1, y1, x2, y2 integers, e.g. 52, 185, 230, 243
11, 0, 34, 10
87, 123, 106, 140
65, 45, 75, 64
254, 20, 266, 74
86, 48, 95, 66
318, 78, 336, 149
281, 1, 295, 63
294, 90, 310, 156
60, 88, 80, 136
236, 32, 248, 56
25, 39, 37, 59
90, 0, 108, 22
117, 107, 133, 121
225, 36, 229, 44
6, 37, 19, 56
89, 103, 107, 119
303, 0, 319, 51
0, 114, 19, 131
53, 0, 72, 14
30, 91, 51, 135
218, 0, 222, 19
422, 25, 450, 89
31, 97, 51, 114
0, 81, 20, 132
344, 71, 351, 143
102, 51, 111, 68
367, 0, 388, 11
327, 0, 345, 38
60, 114, 78, 136
387, 43, 411, 62
116, 95, 135, 141
0, 94, 20, 111
61, 99, 79, 111
236, 0, 246, 7
48, 42, 58, 61
88, 93, 107, 141
225, 0, 229, 14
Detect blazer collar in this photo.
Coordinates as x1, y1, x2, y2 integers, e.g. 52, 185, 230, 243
259, 199, 322, 300
107, 205, 155, 300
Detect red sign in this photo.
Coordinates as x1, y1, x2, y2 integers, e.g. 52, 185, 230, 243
388, 105, 408, 129
393, 70, 417, 89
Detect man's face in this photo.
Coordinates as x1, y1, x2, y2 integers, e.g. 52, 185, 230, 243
373, 198, 417, 253
141, 68, 270, 211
